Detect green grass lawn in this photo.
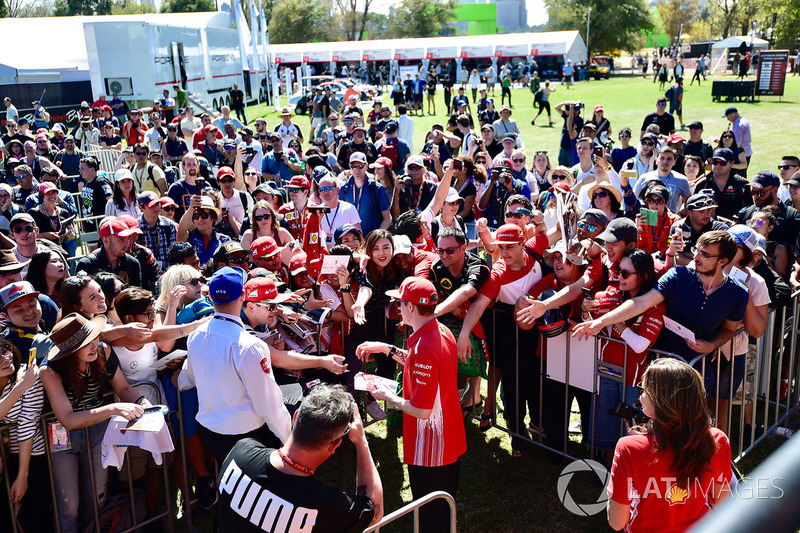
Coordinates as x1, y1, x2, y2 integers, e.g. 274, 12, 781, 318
247, 73, 799, 174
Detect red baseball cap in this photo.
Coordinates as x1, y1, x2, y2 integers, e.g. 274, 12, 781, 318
203, 124, 218, 133
369, 156, 393, 169
385, 276, 438, 305
490, 224, 524, 245
289, 254, 309, 276
38, 182, 58, 195
117, 214, 143, 234
216, 167, 235, 180
159, 196, 178, 208
250, 236, 283, 259
553, 182, 572, 193
285, 175, 311, 189
99, 217, 139, 239
243, 277, 291, 303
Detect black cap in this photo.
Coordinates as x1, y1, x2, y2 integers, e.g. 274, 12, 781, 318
688, 120, 703, 129
597, 218, 637, 244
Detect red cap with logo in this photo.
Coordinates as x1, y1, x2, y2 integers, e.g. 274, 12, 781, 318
385, 276, 438, 305
117, 214, 143, 234
38, 182, 58, 195
286, 175, 311, 189
490, 224, 524, 245
289, 254, 308, 276
250, 236, 283, 259
243, 277, 291, 303
216, 167, 235, 179
99, 217, 140, 239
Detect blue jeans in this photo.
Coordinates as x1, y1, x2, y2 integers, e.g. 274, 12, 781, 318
50, 420, 109, 533
590, 378, 640, 450
464, 221, 477, 240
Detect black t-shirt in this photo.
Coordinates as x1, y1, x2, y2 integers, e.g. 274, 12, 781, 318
218, 439, 374, 533
81, 176, 113, 229
680, 218, 730, 255
336, 141, 378, 169
230, 89, 245, 108
692, 173, 753, 220
99, 134, 121, 147
429, 252, 490, 325
736, 202, 798, 248
29, 206, 70, 236
682, 140, 714, 162
484, 139, 503, 159
398, 179, 437, 214
75, 248, 142, 288
165, 138, 189, 159
641, 111, 676, 135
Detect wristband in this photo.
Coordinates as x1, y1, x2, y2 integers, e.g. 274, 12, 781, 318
134, 395, 146, 406
388, 346, 397, 358
340, 285, 351, 293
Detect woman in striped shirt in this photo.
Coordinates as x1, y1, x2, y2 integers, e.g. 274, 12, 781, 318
0, 339, 50, 532
40, 313, 148, 533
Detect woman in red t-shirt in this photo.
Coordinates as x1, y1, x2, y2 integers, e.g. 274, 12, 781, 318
587, 248, 665, 457
607, 358, 732, 532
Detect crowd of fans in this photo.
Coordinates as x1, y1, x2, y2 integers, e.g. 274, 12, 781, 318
0, 70, 798, 533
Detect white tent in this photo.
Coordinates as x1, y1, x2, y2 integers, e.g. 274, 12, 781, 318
709, 36, 769, 74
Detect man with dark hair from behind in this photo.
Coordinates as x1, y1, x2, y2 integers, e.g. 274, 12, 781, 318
217, 384, 383, 532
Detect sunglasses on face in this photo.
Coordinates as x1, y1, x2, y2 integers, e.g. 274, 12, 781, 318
619, 134, 631, 138
721, 135, 733, 139
641, 141, 655, 147
15, 173, 30, 179
614, 267, 638, 280
778, 164, 798, 171
349, 164, 365, 170
319, 186, 335, 193
551, 175, 569, 181
192, 211, 212, 220
287, 187, 304, 194
407, 165, 423, 171
475, 159, 486, 164
646, 197, 665, 205
227, 256, 247, 266
162, 206, 176, 212
437, 246, 462, 256
711, 160, 728, 166
577, 220, 598, 233
134, 152, 148, 156
505, 211, 527, 219
657, 102, 666, 107
245, 171, 259, 176
254, 213, 272, 222
343, 120, 354, 125
512, 158, 525, 163
184, 277, 205, 286
257, 302, 278, 311
749, 219, 766, 228
219, 178, 234, 184
752, 189, 772, 197
592, 191, 608, 200
11, 225, 34, 234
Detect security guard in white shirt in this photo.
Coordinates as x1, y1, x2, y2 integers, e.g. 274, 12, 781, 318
179, 266, 292, 465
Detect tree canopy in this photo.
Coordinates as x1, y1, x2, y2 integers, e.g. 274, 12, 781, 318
268, 0, 332, 44
545, 0, 656, 54
160, 0, 214, 13
388, 0, 457, 38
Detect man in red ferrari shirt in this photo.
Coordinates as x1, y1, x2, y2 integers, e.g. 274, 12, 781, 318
279, 175, 311, 239
356, 277, 465, 533
457, 223, 543, 456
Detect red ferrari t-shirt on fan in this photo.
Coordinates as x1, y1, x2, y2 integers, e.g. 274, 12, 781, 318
480, 251, 543, 305
608, 427, 732, 533
402, 319, 466, 468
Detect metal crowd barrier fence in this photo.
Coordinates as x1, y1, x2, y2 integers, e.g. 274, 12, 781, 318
476, 290, 800, 465
362, 490, 457, 533
0, 378, 197, 533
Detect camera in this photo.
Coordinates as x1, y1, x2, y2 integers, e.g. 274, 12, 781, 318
402, 176, 413, 187
196, 177, 206, 191
610, 401, 647, 424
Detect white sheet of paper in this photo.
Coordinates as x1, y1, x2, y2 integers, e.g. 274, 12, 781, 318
546, 333, 598, 393
320, 255, 349, 275
729, 266, 748, 284
353, 372, 398, 395
662, 316, 697, 344
148, 350, 187, 371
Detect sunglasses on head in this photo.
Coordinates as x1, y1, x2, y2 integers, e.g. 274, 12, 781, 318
254, 213, 272, 222
192, 211, 212, 220
11, 225, 34, 234
577, 220, 597, 233
319, 186, 335, 193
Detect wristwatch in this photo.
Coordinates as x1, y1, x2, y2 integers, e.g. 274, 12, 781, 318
340, 285, 351, 293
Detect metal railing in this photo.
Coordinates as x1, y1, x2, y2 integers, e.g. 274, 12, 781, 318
362, 491, 457, 533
